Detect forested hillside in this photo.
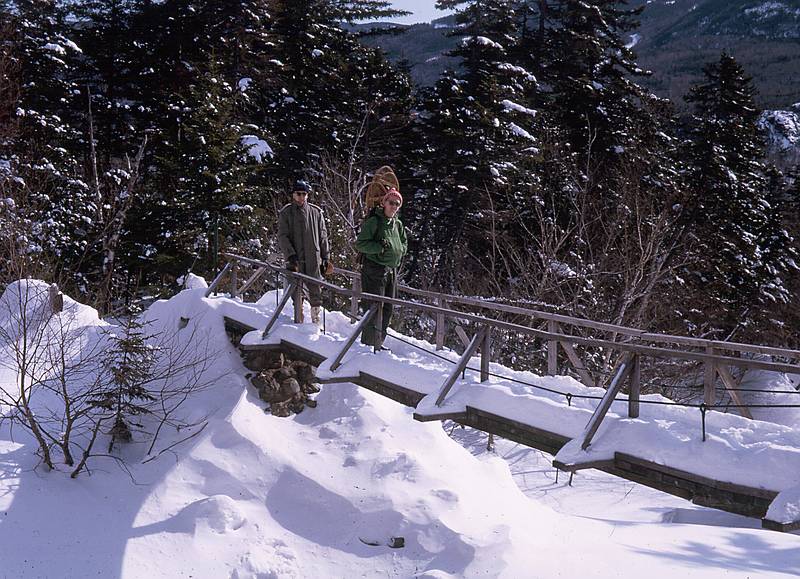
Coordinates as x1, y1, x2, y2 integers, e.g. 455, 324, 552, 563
363, 1, 800, 109
1, 0, 798, 351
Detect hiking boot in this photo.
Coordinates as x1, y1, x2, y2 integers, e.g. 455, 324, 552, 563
311, 306, 321, 325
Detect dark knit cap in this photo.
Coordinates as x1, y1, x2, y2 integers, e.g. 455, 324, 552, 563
293, 180, 311, 193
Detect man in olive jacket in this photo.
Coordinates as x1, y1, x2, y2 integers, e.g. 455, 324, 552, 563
355, 187, 407, 349
277, 180, 330, 324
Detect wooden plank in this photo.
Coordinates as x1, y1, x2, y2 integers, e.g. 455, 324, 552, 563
354, 372, 426, 408
397, 284, 646, 336
373, 300, 384, 352
762, 518, 800, 533
554, 322, 595, 388
638, 332, 800, 360
716, 364, 754, 420
435, 296, 447, 351
350, 275, 361, 321
230, 262, 238, 298
481, 328, 491, 382
628, 354, 640, 419
704, 346, 716, 406
223, 316, 257, 334
413, 410, 469, 422
465, 407, 570, 456
616, 453, 777, 500
581, 355, 632, 450
261, 282, 297, 338
547, 319, 558, 375
329, 305, 378, 372
435, 327, 486, 407
553, 458, 616, 472
205, 262, 232, 297
293, 281, 303, 323
238, 266, 267, 296
48, 284, 63, 314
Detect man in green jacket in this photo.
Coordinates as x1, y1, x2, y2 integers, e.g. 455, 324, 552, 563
355, 187, 408, 349
277, 180, 330, 324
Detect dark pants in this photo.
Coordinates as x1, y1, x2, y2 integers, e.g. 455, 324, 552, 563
360, 259, 396, 347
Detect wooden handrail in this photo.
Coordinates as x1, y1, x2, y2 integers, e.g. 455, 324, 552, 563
323, 259, 800, 360
218, 253, 800, 376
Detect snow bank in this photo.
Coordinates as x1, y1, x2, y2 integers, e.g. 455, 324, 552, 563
2, 284, 800, 577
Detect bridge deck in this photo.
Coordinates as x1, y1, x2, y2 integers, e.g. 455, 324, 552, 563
218, 296, 800, 532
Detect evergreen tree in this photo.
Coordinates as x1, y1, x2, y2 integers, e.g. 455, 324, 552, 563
100, 307, 157, 451
257, 0, 410, 184
684, 53, 796, 328
142, 61, 260, 276
541, 0, 647, 160
71, 0, 143, 160
408, 0, 540, 289
2, 1, 95, 287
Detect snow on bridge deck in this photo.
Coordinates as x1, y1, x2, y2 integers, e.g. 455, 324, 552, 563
211, 290, 800, 531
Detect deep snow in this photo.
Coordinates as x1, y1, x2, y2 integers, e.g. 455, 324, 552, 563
0, 285, 799, 578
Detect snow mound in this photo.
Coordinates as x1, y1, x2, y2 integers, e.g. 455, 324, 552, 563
188, 495, 246, 533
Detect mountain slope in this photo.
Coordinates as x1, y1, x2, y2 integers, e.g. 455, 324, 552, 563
361, 3, 800, 108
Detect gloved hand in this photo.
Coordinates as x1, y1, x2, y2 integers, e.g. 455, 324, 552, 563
380, 239, 390, 251
287, 256, 299, 272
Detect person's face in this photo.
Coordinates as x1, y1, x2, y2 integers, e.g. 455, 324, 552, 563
383, 192, 400, 218
293, 190, 308, 206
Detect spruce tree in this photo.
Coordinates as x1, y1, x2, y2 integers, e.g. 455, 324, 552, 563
408, 0, 540, 289
145, 60, 260, 276
685, 53, 796, 329
257, 0, 410, 183
101, 307, 157, 451
2, 1, 95, 287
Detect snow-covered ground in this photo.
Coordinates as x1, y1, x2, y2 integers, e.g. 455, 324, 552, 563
1, 285, 799, 578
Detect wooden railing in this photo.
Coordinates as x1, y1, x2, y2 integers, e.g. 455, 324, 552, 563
207, 252, 800, 424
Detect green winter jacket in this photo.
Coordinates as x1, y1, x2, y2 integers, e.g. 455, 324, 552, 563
355, 208, 408, 268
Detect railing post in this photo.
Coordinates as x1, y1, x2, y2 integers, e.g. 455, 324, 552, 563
48, 283, 63, 314
374, 300, 384, 352
293, 277, 303, 323
547, 319, 558, 375
481, 326, 492, 382
230, 261, 238, 298
580, 354, 632, 450
262, 281, 298, 338
350, 275, 361, 321
628, 353, 640, 418
435, 327, 486, 407
330, 305, 378, 371
435, 296, 447, 351
205, 262, 233, 297
704, 346, 716, 406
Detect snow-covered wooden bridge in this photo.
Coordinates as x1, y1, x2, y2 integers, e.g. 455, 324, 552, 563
209, 253, 800, 532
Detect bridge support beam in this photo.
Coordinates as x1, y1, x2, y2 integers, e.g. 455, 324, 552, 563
435, 327, 487, 407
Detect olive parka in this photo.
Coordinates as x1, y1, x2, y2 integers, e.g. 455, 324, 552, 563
277, 201, 329, 276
